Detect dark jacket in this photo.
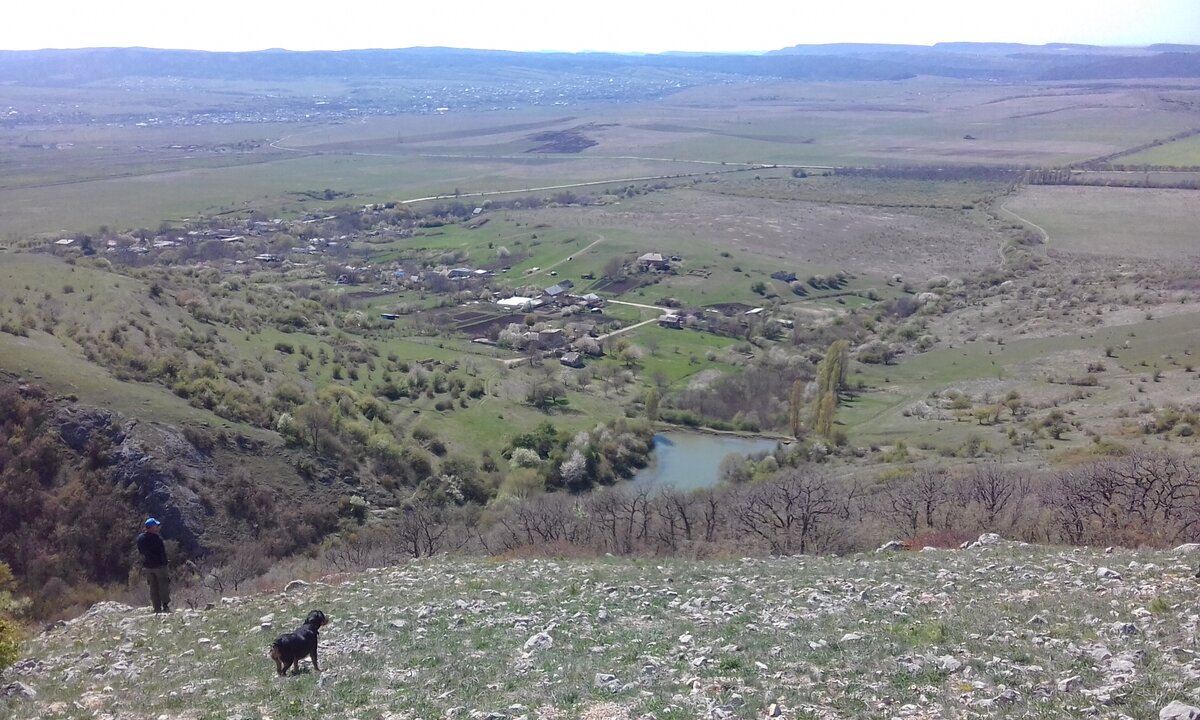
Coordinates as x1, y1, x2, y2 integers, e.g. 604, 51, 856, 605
136, 531, 168, 569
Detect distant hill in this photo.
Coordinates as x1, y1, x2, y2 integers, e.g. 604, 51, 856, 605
1, 43, 1199, 86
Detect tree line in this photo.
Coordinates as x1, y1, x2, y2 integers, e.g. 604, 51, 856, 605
307, 449, 1200, 568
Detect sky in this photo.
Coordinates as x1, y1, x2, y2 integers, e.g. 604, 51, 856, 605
3, 0, 1199, 53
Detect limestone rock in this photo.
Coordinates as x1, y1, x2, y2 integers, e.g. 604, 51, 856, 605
1161, 701, 1200, 720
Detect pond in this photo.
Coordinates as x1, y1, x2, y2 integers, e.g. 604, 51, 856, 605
632, 431, 782, 491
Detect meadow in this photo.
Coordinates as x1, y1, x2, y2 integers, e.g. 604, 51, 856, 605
1003, 186, 1200, 259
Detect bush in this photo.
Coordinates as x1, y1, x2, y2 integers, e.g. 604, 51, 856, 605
0, 562, 22, 671
0, 614, 19, 671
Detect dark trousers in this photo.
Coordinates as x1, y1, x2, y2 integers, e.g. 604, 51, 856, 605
143, 566, 171, 612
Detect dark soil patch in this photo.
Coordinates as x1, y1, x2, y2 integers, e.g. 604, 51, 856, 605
525, 124, 613, 154
592, 277, 642, 294
457, 312, 525, 336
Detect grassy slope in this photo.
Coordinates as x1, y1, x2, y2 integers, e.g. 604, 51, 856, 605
6, 545, 1200, 720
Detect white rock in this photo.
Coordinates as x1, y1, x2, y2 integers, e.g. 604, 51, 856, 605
1058, 676, 1082, 693
975, 533, 1004, 546
523, 631, 553, 652
283, 580, 308, 593
259, 613, 275, 624
1095, 567, 1122, 580
840, 632, 865, 643
877, 540, 906, 552
1161, 701, 1200, 720
1173, 543, 1200, 555
0, 682, 37, 700
678, 633, 693, 645
939, 656, 963, 673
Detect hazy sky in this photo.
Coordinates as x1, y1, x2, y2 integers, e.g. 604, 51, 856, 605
5, 0, 1199, 53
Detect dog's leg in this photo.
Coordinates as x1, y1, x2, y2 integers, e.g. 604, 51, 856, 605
271, 646, 284, 676
311, 648, 320, 672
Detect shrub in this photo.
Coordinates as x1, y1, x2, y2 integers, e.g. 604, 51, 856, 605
0, 562, 22, 671
0, 614, 19, 671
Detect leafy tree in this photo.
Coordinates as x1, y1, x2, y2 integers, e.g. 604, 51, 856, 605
811, 340, 849, 439
645, 387, 660, 422
296, 402, 334, 452
602, 256, 625, 280
788, 379, 806, 439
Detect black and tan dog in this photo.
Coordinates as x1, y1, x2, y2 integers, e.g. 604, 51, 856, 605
269, 610, 329, 675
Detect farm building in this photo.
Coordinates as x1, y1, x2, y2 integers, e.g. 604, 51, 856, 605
658, 314, 684, 329
560, 352, 584, 368
496, 296, 535, 311
637, 252, 670, 272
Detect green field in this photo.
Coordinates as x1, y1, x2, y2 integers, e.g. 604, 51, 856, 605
1120, 134, 1200, 167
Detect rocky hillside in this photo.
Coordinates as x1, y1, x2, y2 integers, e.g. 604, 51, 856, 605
5, 539, 1200, 719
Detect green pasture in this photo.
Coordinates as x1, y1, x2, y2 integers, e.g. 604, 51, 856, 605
624, 325, 742, 386
1120, 135, 1200, 167
410, 376, 622, 458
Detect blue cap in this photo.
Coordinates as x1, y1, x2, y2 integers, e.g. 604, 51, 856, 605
144, 518, 161, 527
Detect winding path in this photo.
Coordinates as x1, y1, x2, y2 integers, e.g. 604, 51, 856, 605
997, 197, 1051, 245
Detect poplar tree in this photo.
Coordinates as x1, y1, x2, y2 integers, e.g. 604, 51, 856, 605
811, 340, 849, 438
788, 379, 805, 439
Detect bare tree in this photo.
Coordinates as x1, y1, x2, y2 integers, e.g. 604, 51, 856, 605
733, 468, 842, 555
394, 501, 449, 558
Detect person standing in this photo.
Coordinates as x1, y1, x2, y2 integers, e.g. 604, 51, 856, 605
136, 518, 171, 613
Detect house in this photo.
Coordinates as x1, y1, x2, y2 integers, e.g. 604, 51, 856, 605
253, 253, 280, 262
559, 351, 584, 369
447, 267, 474, 280
771, 270, 798, 282
54, 238, 76, 246
637, 252, 670, 272
558, 279, 575, 290
539, 328, 565, 348
658, 314, 684, 329
581, 293, 604, 307
544, 284, 567, 298
380, 313, 399, 321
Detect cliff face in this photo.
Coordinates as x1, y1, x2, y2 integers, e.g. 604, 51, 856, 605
55, 406, 213, 557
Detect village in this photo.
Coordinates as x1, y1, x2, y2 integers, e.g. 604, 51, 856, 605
47, 203, 804, 372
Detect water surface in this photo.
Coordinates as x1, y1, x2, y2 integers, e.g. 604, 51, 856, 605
633, 431, 781, 490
